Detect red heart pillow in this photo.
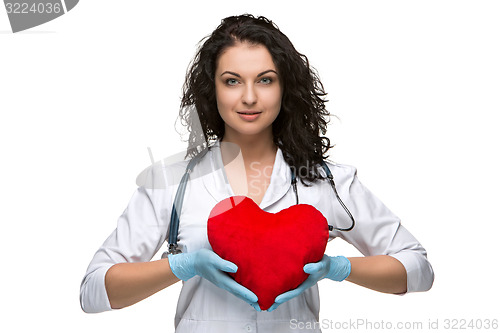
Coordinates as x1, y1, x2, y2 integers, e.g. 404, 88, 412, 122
207, 196, 329, 310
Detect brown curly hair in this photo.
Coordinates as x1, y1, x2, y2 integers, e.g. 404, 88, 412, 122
179, 14, 332, 184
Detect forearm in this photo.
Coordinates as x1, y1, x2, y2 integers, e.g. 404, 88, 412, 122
105, 258, 180, 309
346, 255, 407, 294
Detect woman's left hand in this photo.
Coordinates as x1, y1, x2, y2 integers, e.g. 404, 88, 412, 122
267, 255, 351, 312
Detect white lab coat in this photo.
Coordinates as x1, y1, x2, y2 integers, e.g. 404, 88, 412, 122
80, 141, 434, 332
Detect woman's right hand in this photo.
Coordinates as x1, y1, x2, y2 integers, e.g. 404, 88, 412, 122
168, 248, 261, 311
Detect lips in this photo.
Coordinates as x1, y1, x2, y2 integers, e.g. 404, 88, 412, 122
237, 111, 262, 121
237, 111, 262, 115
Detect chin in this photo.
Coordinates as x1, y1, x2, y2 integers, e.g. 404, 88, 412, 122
226, 125, 273, 138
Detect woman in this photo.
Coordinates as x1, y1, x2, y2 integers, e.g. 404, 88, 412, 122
80, 14, 434, 332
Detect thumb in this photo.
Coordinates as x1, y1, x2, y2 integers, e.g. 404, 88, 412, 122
211, 254, 238, 273
303, 261, 324, 274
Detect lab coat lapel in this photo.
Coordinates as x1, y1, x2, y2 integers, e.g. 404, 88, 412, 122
200, 142, 234, 202
258, 148, 292, 210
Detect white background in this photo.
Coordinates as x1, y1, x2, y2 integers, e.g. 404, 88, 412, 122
1, 1, 499, 332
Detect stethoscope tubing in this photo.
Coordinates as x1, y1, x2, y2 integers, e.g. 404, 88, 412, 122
165, 150, 355, 256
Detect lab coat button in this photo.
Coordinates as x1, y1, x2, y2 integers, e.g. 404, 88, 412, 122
244, 324, 253, 332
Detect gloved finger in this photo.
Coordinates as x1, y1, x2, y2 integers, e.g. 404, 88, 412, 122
250, 302, 262, 312
216, 273, 258, 304
267, 302, 281, 312
274, 275, 318, 304
274, 287, 303, 305
208, 252, 238, 273
303, 261, 325, 274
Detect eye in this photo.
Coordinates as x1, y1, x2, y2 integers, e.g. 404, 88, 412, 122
225, 78, 239, 86
259, 77, 273, 85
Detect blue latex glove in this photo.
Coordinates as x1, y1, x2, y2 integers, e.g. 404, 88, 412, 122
267, 255, 351, 312
168, 248, 261, 311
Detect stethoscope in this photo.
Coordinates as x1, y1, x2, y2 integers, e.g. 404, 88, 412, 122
164, 148, 355, 256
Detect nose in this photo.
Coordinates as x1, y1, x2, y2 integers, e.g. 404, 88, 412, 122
242, 84, 257, 105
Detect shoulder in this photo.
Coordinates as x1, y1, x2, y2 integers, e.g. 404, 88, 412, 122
320, 161, 371, 198
323, 161, 358, 184
135, 146, 216, 191
135, 156, 189, 191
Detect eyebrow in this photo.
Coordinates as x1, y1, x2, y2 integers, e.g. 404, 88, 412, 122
220, 69, 278, 77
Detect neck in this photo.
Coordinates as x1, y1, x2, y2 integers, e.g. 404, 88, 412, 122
221, 130, 277, 164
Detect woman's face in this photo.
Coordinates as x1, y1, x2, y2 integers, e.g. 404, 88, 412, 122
215, 42, 282, 141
